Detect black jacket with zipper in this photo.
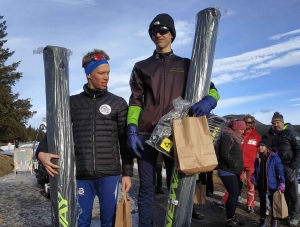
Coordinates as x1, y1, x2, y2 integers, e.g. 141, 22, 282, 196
218, 134, 244, 175
36, 84, 133, 179
271, 123, 300, 170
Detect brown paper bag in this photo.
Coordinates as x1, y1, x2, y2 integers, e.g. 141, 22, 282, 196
172, 115, 217, 175
194, 183, 206, 205
273, 191, 288, 218
115, 192, 132, 227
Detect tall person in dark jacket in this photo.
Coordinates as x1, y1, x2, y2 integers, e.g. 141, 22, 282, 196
36, 49, 133, 227
270, 112, 300, 227
217, 120, 246, 227
250, 138, 285, 227
126, 13, 220, 226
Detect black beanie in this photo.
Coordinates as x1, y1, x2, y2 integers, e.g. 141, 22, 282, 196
271, 111, 284, 123
258, 138, 272, 150
148, 13, 176, 42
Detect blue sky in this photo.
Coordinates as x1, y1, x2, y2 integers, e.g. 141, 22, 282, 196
1, 0, 300, 129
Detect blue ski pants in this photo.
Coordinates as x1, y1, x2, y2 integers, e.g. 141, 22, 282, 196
137, 135, 174, 227
77, 175, 119, 227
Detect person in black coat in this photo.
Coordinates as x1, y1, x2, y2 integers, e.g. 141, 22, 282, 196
36, 49, 133, 227
269, 112, 300, 227
217, 120, 246, 227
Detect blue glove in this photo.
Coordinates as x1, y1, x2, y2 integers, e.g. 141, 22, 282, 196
127, 124, 143, 158
188, 95, 217, 117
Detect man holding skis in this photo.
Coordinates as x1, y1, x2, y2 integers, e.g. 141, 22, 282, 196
126, 13, 220, 226
36, 49, 133, 227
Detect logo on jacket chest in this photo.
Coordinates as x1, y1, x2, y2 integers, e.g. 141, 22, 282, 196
170, 67, 184, 73
247, 139, 257, 145
99, 104, 111, 115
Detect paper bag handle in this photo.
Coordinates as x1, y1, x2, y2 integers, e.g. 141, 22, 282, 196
121, 192, 129, 203
183, 108, 196, 118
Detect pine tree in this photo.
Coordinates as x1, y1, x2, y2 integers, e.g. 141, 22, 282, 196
0, 15, 36, 142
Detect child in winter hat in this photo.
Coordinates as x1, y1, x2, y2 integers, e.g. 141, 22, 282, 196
250, 137, 285, 227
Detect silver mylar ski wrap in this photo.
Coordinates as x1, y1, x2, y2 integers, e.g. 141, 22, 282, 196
164, 8, 221, 227
185, 7, 221, 104
43, 46, 78, 227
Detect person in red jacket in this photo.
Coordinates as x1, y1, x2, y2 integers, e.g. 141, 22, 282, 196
241, 114, 261, 213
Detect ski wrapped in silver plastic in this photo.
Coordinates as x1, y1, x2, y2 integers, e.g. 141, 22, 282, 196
43, 46, 78, 227
164, 8, 221, 227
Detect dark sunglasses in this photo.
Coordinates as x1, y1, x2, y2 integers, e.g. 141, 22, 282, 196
245, 121, 253, 124
83, 54, 106, 68
150, 26, 170, 37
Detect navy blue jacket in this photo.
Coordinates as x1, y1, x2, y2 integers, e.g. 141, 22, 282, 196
252, 148, 285, 191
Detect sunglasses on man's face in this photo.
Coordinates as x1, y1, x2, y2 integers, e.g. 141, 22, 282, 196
83, 54, 106, 68
245, 121, 253, 124
150, 26, 170, 37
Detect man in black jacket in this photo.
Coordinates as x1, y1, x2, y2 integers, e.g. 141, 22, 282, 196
270, 111, 300, 227
36, 49, 133, 227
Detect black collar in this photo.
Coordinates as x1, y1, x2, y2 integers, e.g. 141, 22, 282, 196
83, 84, 106, 98
152, 50, 174, 59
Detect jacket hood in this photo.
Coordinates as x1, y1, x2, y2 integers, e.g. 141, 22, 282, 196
259, 149, 278, 159
284, 123, 294, 131
270, 147, 279, 155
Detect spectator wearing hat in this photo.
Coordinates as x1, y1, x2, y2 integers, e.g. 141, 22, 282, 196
217, 120, 246, 227
216, 115, 262, 213
250, 138, 285, 227
126, 13, 220, 225
270, 111, 300, 226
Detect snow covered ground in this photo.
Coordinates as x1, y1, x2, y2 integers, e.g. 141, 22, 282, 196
2, 146, 299, 226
